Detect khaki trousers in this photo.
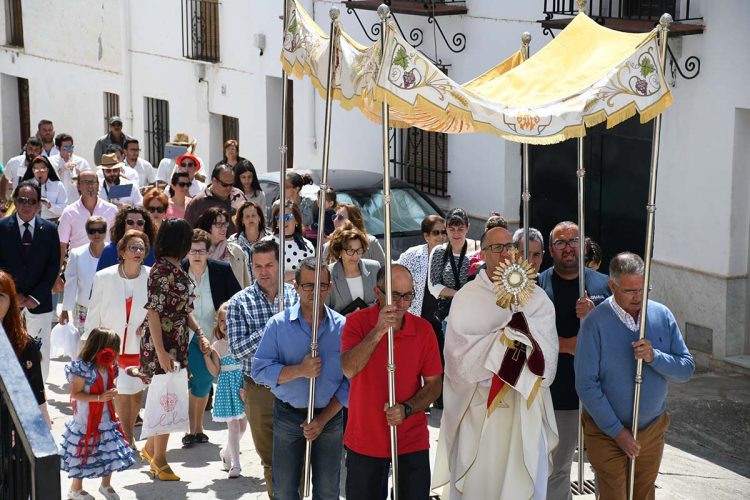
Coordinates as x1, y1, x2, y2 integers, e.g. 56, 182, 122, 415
244, 378, 275, 499
582, 412, 670, 500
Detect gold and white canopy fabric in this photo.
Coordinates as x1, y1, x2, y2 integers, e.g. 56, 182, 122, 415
281, 0, 672, 145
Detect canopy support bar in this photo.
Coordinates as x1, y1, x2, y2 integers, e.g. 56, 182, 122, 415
576, 136, 587, 494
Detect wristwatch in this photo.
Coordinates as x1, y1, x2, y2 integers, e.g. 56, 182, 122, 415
402, 402, 413, 419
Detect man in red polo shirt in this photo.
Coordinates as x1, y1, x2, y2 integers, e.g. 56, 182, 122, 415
341, 264, 443, 500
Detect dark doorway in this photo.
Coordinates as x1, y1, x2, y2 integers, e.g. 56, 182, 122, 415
17, 77, 30, 146
527, 116, 654, 272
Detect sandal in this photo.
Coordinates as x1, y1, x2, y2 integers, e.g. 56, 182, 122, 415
140, 448, 153, 464
181, 433, 196, 447
195, 432, 209, 443
150, 463, 180, 481
98, 485, 120, 500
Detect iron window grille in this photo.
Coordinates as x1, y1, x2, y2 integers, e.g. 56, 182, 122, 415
543, 0, 702, 23
391, 126, 450, 198
4, 0, 23, 47
144, 97, 170, 167
103, 92, 120, 133
181, 0, 220, 63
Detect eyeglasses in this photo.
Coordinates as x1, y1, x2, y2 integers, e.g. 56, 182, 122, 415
429, 229, 447, 236
147, 206, 166, 214
378, 287, 415, 303
175, 181, 191, 188
482, 243, 517, 254
298, 283, 331, 292
86, 227, 107, 235
343, 247, 365, 256
188, 249, 208, 256
331, 213, 346, 222
551, 238, 580, 250
15, 197, 39, 206
79, 179, 97, 186
215, 179, 234, 188
32, 165, 48, 172
127, 245, 146, 253
125, 219, 146, 227
213, 221, 229, 229
616, 284, 650, 297
275, 213, 294, 223
62, 145, 75, 151
180, 162, 196, 168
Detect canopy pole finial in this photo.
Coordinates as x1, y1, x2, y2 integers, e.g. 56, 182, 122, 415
576, 0, 587, 12
659, 13, 673, 30
330, 6, 340, 22
377, 3, 391, 21
521, 32, 531, 47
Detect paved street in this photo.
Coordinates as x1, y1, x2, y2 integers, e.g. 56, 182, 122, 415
45, 355, 750, 499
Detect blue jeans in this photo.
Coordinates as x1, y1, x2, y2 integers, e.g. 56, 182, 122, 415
272, 399, 343, 500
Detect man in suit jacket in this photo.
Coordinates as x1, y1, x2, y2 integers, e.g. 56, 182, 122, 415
0, 180, 61, 381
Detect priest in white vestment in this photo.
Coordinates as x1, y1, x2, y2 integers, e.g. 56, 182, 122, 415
432, 227, 560, 500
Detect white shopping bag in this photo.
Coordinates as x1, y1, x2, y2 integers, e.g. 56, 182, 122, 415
50, 323, 79, 359
140, 366, 189, 439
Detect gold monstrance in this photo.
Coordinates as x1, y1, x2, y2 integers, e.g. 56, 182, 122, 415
492, 251, 537, 309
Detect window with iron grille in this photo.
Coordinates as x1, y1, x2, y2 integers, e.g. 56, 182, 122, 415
143, 97, 170, 167
5, 0, 23, 47
222, 115, 239, 144
181, 0, 220, 63
103, 92, 120, 133
392, 127, 449, 197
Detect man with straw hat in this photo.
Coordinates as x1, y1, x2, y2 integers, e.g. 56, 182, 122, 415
96, 153, 142, 207
156, 132, 206, 185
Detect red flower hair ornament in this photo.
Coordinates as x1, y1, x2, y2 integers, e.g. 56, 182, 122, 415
96, 348, 116, 367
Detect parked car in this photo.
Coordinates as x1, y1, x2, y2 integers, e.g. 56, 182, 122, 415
258, 169, 444, 259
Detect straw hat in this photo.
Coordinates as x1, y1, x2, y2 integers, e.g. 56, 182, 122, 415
169, 133, 192, 145
97, 153, 124, 171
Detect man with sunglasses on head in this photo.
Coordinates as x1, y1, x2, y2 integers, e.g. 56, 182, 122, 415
252, 257, 348, 499
48, 133, 93, 206
537, 221, 611, 500
341, 264, 442, 500
185, 163, 246, 235
0, 180, 61, 382
433, 226, 559, 499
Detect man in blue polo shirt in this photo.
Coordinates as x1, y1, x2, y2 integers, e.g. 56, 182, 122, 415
252, 257, 348, 500
576, 252, 694, 500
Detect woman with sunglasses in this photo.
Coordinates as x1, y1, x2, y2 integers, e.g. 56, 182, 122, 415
96, 205, 156, 271
233, 160, 266, 210
142, 188, 169, 233
195, 207, 251, 288
324, 203, 386, 266
21, 155, 66, 221
284, 171, 315, 230
60, 216, 108, 335
325, 222, 381, 314
166, 171, 192, 219
271, 199, 315, 282
84, 229, 151, 452
228, 201, 271, 281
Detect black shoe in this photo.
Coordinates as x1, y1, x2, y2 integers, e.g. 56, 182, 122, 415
182, 433, 196, 447
195, 432, 209, 444
134, 414, 143, 427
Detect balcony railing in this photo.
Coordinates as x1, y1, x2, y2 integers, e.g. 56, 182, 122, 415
0, 327, 60, 499
182, 0, 220, 63
343, 0, 467, 17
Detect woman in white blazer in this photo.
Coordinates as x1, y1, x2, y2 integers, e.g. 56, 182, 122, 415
84, 229, 151, 449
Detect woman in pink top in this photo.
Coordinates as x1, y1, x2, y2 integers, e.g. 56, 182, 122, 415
166, 170, 191, 219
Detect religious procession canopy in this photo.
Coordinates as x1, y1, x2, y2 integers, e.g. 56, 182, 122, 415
281, 0, 672, 145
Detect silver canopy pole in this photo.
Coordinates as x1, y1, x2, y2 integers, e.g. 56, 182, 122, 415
576, 136, 586, 494
521, 31, 531, 260
377, 4, 399, 499
278, 0, 290, 310
301, 6, 339, 498
628, 13, 672, 500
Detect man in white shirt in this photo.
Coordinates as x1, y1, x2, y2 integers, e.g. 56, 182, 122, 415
123, 138, 156, 191
36, 119, 60, 157
48, 133, 93, 205
97, 154, 142, 207
1, 137, 43, 199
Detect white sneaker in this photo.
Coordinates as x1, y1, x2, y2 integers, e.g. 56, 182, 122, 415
219, 448, 230, 471
228, 466, 242, 478
67, 490, 94, 500
98, 485, 120, 500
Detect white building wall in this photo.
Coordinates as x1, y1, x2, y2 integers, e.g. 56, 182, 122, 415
1, 0, 748, 367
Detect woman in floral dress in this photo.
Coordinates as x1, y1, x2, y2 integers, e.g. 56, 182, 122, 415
136, 218, 211, 481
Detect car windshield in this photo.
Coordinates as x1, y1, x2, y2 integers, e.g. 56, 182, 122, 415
336, 188, 437, 236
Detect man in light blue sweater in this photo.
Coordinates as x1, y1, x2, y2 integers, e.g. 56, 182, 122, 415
575, 252, 694, 500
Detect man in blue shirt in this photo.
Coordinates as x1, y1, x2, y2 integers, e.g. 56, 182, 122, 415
227, 239, 298, 499
253, 257, 348, 500
576, 252, 694, 500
